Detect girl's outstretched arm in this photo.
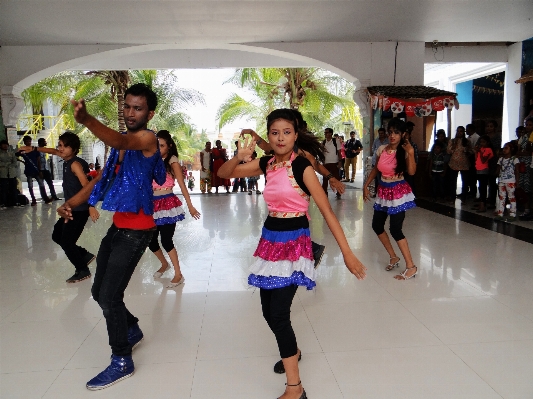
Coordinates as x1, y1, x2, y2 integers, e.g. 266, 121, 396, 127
217, 138, 262, 179
303, 166, 366, 280
171, 161, 201, 219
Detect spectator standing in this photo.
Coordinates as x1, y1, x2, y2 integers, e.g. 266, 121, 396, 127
322, 128, 343, 199
16, 136, 52, 205
447, 126, 472, 201
403, 122, 418, 194
211, 140, 230, 194
338, 135, 346, 180
472, 135, 494, 213
344, 131, 363, 182
37, 138, 60, 201
247, 151, 261, 195
494, 142, 519, 221
428, 141, 446, 201
0, 140, 19, 209
514, 125, 531, 217
199, 141, 212, 194
232, 140, 247, 192
485, 120, 501, 210
521, 118, 533, 220
466, 124, 480, 198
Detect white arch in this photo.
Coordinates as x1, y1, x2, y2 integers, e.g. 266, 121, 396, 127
14, 43, 360, 90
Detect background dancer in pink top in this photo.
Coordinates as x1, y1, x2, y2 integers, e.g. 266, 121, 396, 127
150, 130, 201, 288
218, 109, 366, 399
363, 118, 417, 280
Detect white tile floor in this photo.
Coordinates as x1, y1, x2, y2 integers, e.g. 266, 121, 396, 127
1, 182, 533, 398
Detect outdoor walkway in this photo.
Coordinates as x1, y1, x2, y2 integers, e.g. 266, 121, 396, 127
1, 183, 532, 398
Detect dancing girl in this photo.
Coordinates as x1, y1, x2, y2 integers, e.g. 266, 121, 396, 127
218, 109, 366, 399
150, 130, 201, 288
363, 118, 417, 280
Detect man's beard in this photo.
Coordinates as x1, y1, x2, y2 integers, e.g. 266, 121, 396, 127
126, 117, 148, 132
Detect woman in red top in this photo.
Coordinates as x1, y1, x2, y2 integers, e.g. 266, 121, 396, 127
211, 140, 230, 193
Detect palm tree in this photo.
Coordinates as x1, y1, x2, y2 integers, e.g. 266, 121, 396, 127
216, 68, 360, 136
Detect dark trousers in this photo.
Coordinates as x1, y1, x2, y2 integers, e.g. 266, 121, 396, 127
488, 175, 497, 206
448, 169, 468, 198
260, 285, 298, 359
52, 210, 91, 272
371, 210, 406, 242
40, 170, 57, 198
468, 165, 478, 197
26, 173, 49, 201
92, 225, 154, 356
477, 173, 489, 205
0, 177, 17, 206
431, 171, 445, 199
322, 163, 340, 193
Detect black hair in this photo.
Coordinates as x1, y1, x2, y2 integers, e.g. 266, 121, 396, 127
324, 127, 333, 134
405, 121, 415, 129
516, 126, 526, 138
23, 135, 32, 143
58, 131, 81, 154
156, 130, 179, 175
38, 138, 46, 145
387, 117, 408, 175
124, 83, 158, 111
266, 108, 325, 163
478, 134, 493, 149
437, 129, 446, 136
466, 123, 475, 131
454, 126, 468, 147
378, 127, 386, 133
432, 141, 445, 152
504, 141, 518, 156
487, 119, 498, 128
0, 140, 8, 146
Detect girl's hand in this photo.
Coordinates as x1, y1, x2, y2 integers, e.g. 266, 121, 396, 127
402, 137, 414, 155
189, 206, 201, 220
363, 186, 372, 202
344, 252, 367, 280
240, 129, 259, 141
329, 178, 346, 194
236, 137, 256, 162
89, 207, 100, 222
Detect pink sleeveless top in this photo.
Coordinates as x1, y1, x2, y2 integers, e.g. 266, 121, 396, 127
263, 153, 310, 218
152, 155, 177, 190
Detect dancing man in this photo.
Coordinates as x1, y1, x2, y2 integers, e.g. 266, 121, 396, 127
58, 83, 166, 390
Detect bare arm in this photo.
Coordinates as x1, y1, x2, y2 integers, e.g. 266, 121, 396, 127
170, 162, 201, 219
71, 99, 157, 155
300, 149, 345, 194
57, 173, 101, 220
18, 145, 61, 157
302, 166, 366, 280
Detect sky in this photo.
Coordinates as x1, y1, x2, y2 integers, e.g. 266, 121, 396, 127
172, 68, 254, 140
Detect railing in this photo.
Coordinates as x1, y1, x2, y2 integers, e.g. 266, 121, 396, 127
16, 114, 75, 146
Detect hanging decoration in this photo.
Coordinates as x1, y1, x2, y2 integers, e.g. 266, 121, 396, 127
372, 94, 457, 117
472, 85, 504, 95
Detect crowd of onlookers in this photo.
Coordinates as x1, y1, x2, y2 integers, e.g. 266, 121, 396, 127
427, 117, 533, 221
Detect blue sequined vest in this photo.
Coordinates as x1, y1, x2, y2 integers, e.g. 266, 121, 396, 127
88, 133, 166, 214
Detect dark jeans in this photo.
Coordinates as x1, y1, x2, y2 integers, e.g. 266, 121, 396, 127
477, 173, 489, 205
322, 163, 340, 194
448, 169, 468, 198
92, 224, 154, 356
26, 173, 48, 201
468, 165, 478, 197
371, 210, 406, 242
52, 211, 91, 272
40, 169, 57, 198
0, 177, 17, 206
431, 171, 445, 199
260, 285, 298, 359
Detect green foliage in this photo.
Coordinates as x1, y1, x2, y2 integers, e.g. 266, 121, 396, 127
216, 67, 362, 137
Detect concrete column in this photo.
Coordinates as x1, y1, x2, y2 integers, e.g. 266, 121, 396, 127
502, 42, 523, 144
1, 86, 25, 127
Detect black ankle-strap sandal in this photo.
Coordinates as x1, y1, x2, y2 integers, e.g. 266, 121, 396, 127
285, 381, 301, 387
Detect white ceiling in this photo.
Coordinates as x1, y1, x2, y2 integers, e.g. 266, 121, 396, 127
1, 0, 532, 47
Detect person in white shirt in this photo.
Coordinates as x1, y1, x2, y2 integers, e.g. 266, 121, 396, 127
322, 128, 343, 199
199, 141, 212, 193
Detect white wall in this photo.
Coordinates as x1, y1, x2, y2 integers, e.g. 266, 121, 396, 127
502, 42, 523, 144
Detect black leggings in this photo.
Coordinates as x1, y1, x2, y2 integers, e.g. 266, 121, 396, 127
148, 223, 176, 253
260, 285, 298, 359
371, 210, 406, 241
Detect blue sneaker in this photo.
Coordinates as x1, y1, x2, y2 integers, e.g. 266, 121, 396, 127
86, 355, 134, 390
128, 323, 144, 351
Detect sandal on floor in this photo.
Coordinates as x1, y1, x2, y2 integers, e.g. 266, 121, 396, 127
396, 265, 417, 280
153, 264, 170, 278
279, 381, 307, 399
385, 256, 400, 271
273, 351, 301, 374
